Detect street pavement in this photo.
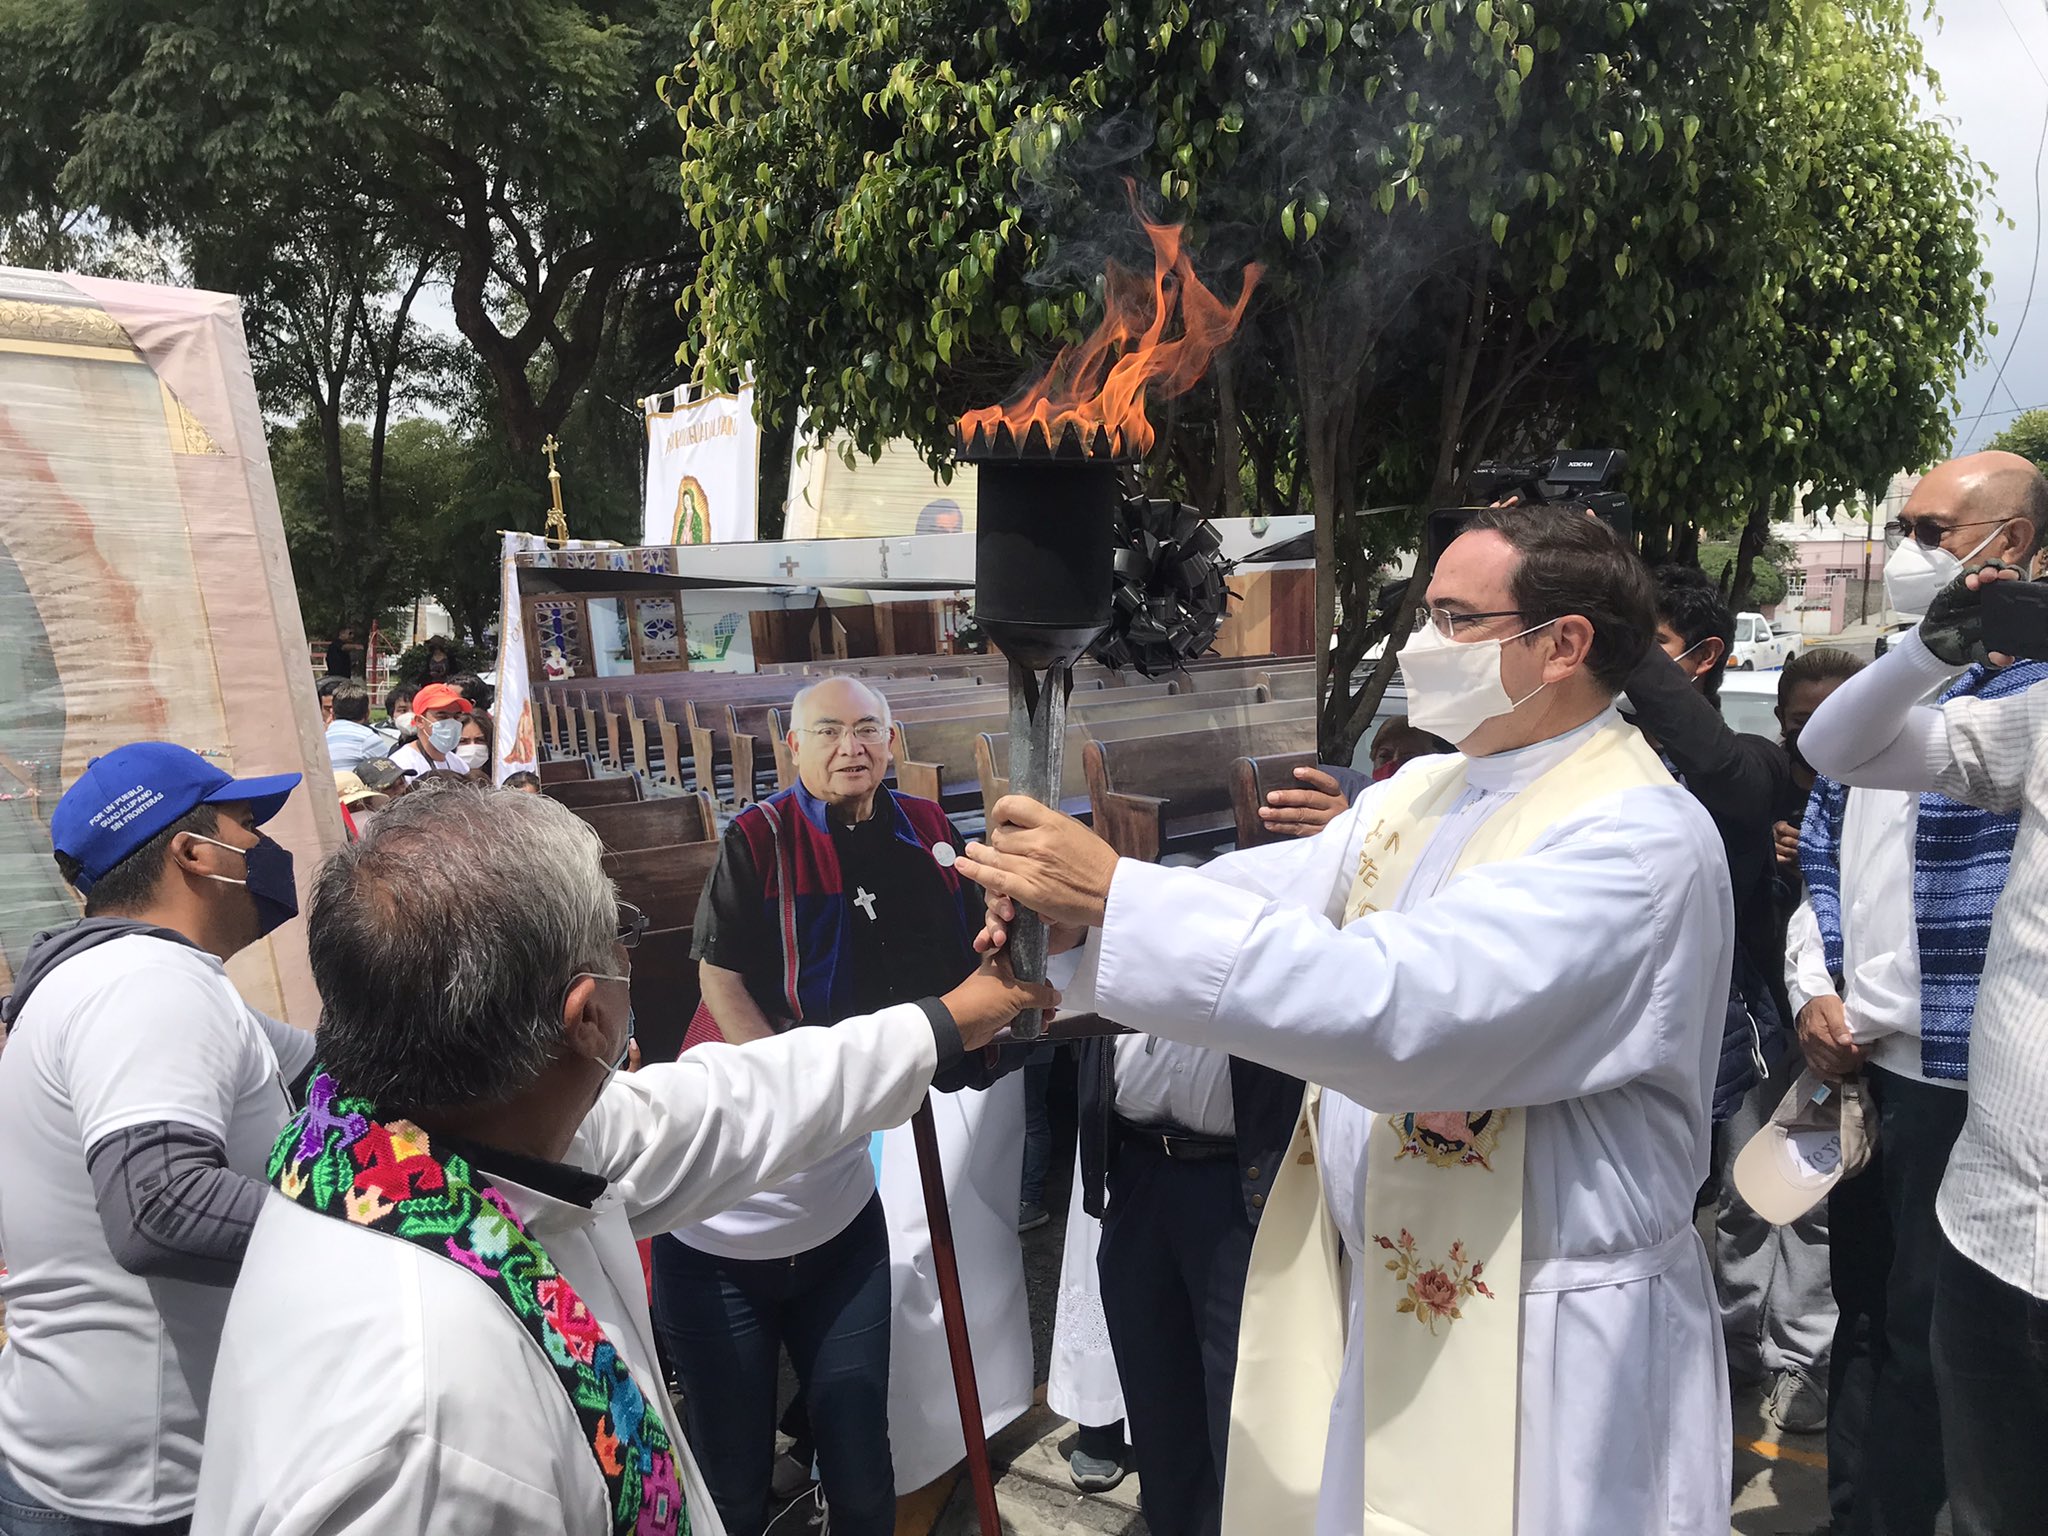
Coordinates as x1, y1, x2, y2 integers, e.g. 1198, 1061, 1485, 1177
914, 1377, 1837, 1536
898, 1188, 1849, 1536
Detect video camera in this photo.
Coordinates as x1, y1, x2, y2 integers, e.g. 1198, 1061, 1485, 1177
1426, 449, 1633, 564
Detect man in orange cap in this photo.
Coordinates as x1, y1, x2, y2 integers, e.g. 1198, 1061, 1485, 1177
391, 682, 475, 780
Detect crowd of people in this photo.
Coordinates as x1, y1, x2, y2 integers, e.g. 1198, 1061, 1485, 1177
311, 659, 516, 838
1, 452, 2046, 1536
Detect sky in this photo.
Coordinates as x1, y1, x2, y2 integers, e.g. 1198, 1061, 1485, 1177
1923, 1, 2048, 452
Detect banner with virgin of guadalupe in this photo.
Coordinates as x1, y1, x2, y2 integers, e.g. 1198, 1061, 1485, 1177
641, 383, 761, 546
490, 532, 542, 783
0, 266, 343, 1021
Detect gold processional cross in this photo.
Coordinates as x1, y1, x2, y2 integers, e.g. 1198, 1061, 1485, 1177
542, 434, 570, 547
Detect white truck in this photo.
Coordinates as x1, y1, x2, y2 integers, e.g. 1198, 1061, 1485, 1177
1730, 611, 1797, 671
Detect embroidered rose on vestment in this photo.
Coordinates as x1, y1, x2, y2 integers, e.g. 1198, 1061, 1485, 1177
1375, 1228, 1498, 1335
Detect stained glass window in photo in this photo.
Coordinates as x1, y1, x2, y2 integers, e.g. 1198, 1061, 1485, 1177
532, 599, 585, 676
636, 598, 681, 662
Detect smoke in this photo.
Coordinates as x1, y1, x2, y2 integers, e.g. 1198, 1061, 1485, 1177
980, 0, 1641, 431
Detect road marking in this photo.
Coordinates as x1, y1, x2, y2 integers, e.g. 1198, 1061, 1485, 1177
1735, 1434, 1828, 1470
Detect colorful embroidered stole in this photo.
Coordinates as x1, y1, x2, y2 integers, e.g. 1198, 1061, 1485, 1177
271, 1073, 688, 1536
1218, 719, 1674, 1536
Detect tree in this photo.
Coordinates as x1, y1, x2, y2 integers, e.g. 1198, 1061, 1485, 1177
1698, 539, 1789, 610
677, 0, 1984, 755
5, 0, 697, 464
1987, 408, 2048, 475
679, 0, 1750, 711
1586, 0, 1988, 610
271, 419, 412, 642
194, 196, 450, 640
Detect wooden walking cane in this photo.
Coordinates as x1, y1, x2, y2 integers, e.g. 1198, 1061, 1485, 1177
910, 1096, 1004, 1536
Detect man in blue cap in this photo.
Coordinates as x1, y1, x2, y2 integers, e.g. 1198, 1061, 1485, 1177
0, 742, 315, 1534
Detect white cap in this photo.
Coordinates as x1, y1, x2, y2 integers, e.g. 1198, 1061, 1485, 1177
1733, 1068, 1876, 1226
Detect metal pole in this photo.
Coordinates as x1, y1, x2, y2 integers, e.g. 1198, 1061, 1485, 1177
911, 1097, 1002, 1535
1002, 655, 1070, 1041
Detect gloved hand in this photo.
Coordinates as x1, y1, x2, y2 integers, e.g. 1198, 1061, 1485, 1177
1920, 559, 2026, 666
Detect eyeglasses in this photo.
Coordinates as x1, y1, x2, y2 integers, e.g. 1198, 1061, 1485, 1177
800, 723, 888, 745
1884, 515, 2008, 550
615, 902, 648, 950
1411, 606, 1526, 641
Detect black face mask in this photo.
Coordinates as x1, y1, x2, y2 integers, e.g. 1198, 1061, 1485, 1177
193, 832, 300, 937
1784, 730, 1811, 774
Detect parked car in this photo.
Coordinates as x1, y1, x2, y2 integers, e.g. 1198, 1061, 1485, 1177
1718, 670, 1783, 739
1730, 611, 1797, 671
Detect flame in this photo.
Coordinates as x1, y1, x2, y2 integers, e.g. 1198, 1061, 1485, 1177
961, 196, 1262, 458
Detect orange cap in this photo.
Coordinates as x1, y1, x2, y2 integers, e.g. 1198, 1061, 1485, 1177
410, 684, 474, 715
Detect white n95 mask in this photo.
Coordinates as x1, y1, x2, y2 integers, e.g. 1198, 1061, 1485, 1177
1884, 525, 2003, 619
1396, 617, 1556, 746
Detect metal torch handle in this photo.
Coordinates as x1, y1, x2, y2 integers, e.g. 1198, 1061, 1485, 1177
1003, 657, 1071, 1041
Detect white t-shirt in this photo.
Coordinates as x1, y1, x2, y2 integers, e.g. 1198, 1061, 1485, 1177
0, 934, 312, 1521
390, 741, 469, 780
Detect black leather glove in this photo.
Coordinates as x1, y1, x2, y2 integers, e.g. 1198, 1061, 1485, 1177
1920, 560, 2025, 666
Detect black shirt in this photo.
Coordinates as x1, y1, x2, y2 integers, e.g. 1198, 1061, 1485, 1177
1622, 646, 1795, 1029
693, 802, 977, 1025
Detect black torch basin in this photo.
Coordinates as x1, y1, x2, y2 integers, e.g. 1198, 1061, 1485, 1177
959, 424, 1124, 670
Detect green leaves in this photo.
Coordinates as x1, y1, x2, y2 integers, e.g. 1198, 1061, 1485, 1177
670, 0, 1986, 672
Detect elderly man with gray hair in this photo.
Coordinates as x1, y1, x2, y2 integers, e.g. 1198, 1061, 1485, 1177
191, 785, 1050, 1536
666, 673, 1025, 1536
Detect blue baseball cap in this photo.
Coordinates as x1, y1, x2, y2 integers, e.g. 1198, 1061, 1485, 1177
52, 743, 301, 894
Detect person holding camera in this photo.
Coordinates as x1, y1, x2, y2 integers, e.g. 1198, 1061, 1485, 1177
1798, 451, 2048, 1536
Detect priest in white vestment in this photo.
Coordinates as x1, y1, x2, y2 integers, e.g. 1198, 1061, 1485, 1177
960, 507, 1734, 1536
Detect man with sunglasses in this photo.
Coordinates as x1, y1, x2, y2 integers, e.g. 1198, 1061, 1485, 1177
1784, 450, 2048, 1535
193, 782, 1051, 1536
663, 676, 1030, 1536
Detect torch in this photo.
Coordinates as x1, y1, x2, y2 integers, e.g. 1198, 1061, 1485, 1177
955, 195, 1259, 1035
954, 427, 1122, 1037
915, 196, 1257, 1536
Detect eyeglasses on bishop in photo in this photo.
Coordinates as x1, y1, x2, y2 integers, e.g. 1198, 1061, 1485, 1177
800, 722, 889, 745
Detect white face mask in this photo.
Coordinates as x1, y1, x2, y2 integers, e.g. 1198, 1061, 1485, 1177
1396, 616, 1557, 746
454, 743, 489, 771
426, 718, 465, 754
1883, 524, 2004, 619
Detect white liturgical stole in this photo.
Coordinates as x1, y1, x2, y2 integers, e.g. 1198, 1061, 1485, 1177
1220, 719, 1674, 1536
